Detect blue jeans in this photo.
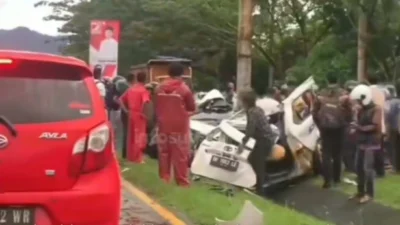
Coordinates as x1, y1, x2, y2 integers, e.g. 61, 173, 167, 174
355, 148, 375, 197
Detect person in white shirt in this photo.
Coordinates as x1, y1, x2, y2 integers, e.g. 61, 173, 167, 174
98, 26, 118, 63
369, 77, 386, 177
96, 81, 106, 97
93, 65, 106, 97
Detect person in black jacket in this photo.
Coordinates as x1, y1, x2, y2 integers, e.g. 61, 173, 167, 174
238, 88, 275, 195
349, 84, 381, 203
116, 73, 134, 159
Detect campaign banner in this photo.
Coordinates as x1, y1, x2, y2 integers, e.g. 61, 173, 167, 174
89, 20, 120, 78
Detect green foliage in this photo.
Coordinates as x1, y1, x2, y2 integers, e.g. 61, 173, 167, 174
252, 58, 271, 94
287, 36, 357, 85
36, 0, 400, 92
192, 71, 219, 91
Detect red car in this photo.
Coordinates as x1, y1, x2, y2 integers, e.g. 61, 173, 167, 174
0, 51, 121, 225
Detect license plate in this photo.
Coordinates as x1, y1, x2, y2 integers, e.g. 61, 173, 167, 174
209, 155, 239, 172
0, 208, 34, 225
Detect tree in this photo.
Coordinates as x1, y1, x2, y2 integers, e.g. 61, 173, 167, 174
253, 0, 336, 79
36, 0, 239, 80
36, 0, 400, 91
236, 0, 255, 90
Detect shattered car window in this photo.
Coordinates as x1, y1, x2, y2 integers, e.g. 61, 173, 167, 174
292, 92, 312, 124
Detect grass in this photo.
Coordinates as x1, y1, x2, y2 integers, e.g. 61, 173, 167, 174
121, 158, 330, 225
314, 173, 400, 209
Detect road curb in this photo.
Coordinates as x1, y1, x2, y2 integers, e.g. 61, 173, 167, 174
122, 179, 187, 225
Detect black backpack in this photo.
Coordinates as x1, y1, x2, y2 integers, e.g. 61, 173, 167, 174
315, 88, 346, 129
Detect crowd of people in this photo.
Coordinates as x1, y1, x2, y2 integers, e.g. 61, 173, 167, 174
278, 75, 399, 204
94, 62, 196, 187
242, 75, 400, 203
93, 61, 270, 190
93, 61, 400, 203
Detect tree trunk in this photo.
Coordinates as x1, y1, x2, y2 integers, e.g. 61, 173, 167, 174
236, 0, 254, 90
268, 66, 274, 88
357, 2, 368, 82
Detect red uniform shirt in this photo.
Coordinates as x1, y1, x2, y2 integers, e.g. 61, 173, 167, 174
156, 79, 195, 112
121, 83, 150, 113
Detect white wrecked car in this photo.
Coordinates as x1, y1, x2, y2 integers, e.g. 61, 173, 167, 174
192, 89, 234, 126
190, 77, 321, 189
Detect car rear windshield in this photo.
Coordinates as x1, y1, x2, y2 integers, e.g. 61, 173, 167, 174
0, 61, 93, 124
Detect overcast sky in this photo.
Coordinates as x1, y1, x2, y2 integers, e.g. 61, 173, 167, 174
0, 0, 63, 35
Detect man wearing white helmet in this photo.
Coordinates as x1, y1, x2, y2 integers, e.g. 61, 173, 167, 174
349, 84, 382, 204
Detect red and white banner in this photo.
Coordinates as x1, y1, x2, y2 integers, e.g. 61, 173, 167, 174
89, 20, 120, 78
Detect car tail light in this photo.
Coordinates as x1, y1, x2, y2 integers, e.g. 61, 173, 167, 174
0, 58, 20, 70
0, 59, 13, 64
69, 123, 112, 176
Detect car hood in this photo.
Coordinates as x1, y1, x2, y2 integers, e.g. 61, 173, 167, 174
191, 96, 281, 130
196, 89, 225, 107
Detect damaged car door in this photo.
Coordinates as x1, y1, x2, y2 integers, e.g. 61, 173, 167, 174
282, 76, 319, 152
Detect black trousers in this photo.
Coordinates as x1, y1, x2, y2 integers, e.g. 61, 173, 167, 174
248, 138, 272, 195
320, 128, 344, 184
120, 111, 128, 159
342, 127, 356, 173
389, 129, 400, 172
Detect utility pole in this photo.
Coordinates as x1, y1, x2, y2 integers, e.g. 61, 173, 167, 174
236, 0, 254, 90
357, 0, 368, 82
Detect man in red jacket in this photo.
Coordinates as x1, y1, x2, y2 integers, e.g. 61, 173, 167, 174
120, 72, 150, 163
155, 62, 196, 186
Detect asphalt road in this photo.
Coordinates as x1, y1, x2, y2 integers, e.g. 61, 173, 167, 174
268, 180, 400, 225
110, 111, 166, 224
120, 188, 170, 225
